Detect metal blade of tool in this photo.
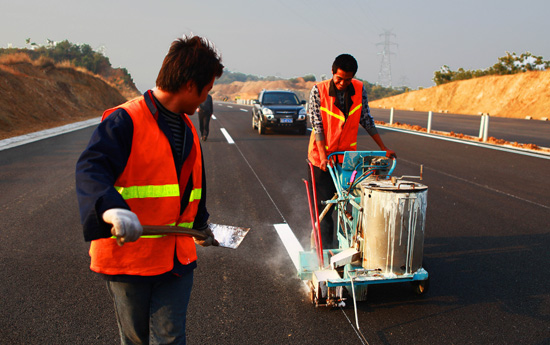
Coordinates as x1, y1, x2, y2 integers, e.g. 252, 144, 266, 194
141, 224, 250, 249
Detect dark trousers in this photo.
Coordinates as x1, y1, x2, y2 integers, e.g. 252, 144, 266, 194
198, 112, 211, 138
308, 164, 337, 249
106, 271, 193, 345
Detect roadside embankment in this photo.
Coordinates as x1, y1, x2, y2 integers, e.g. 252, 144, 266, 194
369, 70, 550, 121
0, 53, 131, 140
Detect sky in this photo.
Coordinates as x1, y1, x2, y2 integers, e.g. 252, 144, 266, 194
2, 0, 549, 93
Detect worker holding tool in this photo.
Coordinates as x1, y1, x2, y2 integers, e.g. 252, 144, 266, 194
75, 35, 223, 344
307, 53, 396, 249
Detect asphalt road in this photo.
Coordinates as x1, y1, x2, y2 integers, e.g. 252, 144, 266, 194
1, 103, 549, 344
370, 108, 550, 149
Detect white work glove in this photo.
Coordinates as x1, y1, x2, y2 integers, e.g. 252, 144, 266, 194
193, 224, 219, 247
102, 208, 143, 246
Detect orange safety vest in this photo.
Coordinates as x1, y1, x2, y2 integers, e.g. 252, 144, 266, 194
89, 91, 203, 276
308, 79, 363, 167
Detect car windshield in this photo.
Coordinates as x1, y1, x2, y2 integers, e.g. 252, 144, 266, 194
262, 92, 300, 105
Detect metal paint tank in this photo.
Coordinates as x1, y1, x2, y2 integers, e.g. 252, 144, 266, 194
359, 179, 428, 275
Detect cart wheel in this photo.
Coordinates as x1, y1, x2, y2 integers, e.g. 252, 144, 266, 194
411, 278, 430, 295
308, 281, 317, 305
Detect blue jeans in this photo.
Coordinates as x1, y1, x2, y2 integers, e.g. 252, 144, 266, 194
106, 271, 194, 345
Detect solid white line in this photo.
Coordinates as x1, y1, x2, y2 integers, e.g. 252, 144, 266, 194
227, 105, 233, 108
219, 128, 234, 144
274, 223, 304, 271
212, 114, 217, 120
0, 117, 100, 151
240, 108, 248, 112
378, 125, 550, 160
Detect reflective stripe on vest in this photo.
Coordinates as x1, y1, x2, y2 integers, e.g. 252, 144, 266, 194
307, 79, 364, 167
89, 91, 204, 276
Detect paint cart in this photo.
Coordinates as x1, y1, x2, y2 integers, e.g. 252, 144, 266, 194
300, 151, 429, 309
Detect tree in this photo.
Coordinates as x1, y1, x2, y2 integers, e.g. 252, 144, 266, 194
433, 52, 549, 85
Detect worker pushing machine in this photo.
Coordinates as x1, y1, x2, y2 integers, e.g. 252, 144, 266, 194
75, 35, 223, 344
307, 53, 396, 249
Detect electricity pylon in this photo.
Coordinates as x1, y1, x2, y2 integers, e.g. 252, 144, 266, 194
377, 30, 397, 88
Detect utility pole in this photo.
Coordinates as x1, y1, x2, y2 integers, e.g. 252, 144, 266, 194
377, 30, 397, 88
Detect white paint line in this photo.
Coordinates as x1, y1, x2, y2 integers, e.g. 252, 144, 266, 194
219, 128, 234, 144
274, 223, 304, 271
227, 105, 233, 108
212, 114, 217, 120
0, 117, 100, 151
240, 108, 248, 112
379, 125, 550, 160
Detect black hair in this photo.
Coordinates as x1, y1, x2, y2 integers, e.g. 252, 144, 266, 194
332, 54, 358, 75
156, 36, 224, 94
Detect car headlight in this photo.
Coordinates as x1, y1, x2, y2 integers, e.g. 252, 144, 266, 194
262, 107, 273, 115
298, 108, 307, 120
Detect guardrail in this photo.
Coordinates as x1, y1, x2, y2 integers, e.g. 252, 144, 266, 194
386, 107, 546, 143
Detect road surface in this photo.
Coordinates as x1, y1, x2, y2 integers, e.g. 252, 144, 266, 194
1, 102, 548, 344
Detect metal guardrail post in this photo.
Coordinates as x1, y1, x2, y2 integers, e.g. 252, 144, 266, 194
427, 111, 433, 133
479, 113, 486, 139
390, 107, 394, 124
483, 113, 490, 142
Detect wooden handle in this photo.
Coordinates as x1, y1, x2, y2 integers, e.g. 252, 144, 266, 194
142, 225, 207, 240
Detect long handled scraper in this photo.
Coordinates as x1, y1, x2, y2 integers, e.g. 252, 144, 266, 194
142, 224, 250, 249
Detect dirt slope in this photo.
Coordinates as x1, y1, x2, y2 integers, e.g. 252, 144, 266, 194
370, 70, 550, 120
211, 77, 316, 101
0, 54, 131, 140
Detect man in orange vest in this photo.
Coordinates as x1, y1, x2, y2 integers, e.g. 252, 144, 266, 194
308, 54, 396, 248
75, 35, 223, 344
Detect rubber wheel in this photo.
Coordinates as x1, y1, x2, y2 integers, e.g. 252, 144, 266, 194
299, 126, 307, 135
258, 120, 265, 134
411, 278, 430, 295
252, 115, 257, 129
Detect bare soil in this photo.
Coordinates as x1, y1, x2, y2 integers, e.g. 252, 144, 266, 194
0, 54, 139, 140
369, 70, 550, 121
1, 57, 547, 154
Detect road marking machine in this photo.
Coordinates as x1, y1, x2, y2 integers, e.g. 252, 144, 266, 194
300, 151, 429, 311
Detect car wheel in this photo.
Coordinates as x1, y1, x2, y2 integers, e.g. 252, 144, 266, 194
299, 126, 307, 135
252, 114, 257, 129
258, 120, 265, 135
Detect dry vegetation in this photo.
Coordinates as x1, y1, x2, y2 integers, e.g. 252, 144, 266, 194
1, 53, 548, 152
0, 53, 134, 139
369, 70, 550, 121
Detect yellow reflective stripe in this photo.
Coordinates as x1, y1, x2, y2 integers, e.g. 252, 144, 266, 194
325, 145, 329, 150
115, 184, 180, 200
349, 103, 362, 116
350, 142, 357, 147
320, 106, 345, 122
177, 222, 193, 229
189, 188, 202, 202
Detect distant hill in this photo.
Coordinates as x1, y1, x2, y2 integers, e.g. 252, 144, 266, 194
370, 70, 550, 120
0, 41, 141, 100
0, 53, 129, 139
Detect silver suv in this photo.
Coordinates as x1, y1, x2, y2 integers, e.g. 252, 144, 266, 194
251, 90, 307, 135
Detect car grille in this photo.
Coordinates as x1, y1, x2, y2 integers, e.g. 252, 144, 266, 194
274, 110, 296, 115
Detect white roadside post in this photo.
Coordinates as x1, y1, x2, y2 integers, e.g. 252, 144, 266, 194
483, 113, 490, 142
479, 113, 486, 139
427, 111, 433, 133
390, 107, 394, 125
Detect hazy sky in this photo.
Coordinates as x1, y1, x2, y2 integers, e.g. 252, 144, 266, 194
2, 0, 548, 92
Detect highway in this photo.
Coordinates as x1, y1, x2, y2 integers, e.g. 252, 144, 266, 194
1, 102, 549, 344
370, 108, 550, 149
